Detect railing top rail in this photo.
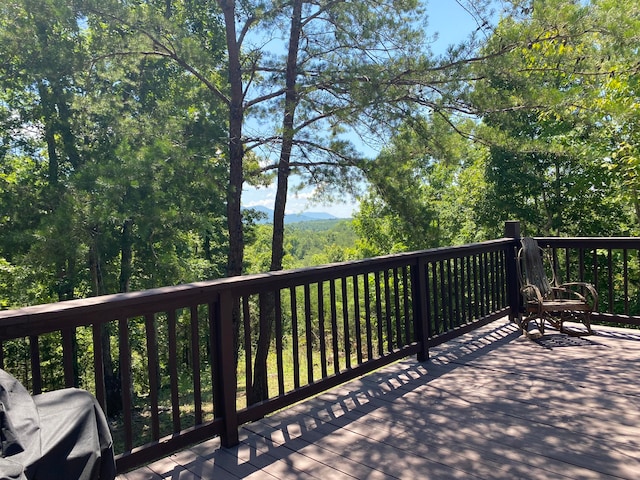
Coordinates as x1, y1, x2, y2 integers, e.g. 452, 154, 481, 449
0, 238, 514, 332
535, 237, 640, 249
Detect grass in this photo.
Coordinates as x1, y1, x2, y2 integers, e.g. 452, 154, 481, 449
109, 341, 371, 455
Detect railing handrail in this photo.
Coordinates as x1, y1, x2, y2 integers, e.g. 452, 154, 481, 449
0, 238, 514, 335
535, 237, 640, 249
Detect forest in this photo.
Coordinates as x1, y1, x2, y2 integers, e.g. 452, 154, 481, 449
1, 0, 640, 311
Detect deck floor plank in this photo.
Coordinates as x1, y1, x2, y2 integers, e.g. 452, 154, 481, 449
117, 319, 640, 479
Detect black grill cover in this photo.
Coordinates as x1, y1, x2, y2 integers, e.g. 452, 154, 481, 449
0, 369, 115, 480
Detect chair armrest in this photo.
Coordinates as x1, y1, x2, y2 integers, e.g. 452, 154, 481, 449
558, 282, 599, 310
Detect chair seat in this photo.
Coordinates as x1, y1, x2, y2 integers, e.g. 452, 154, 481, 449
526, 299, 592, 312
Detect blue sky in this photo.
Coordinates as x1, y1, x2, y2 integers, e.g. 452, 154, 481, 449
242, 0, 487, 218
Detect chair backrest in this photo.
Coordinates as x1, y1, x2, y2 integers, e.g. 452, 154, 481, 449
518, 237, 553, 298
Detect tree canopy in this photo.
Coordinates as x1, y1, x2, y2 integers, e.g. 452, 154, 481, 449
356, 0, 640, 245
2, 0, 640, 310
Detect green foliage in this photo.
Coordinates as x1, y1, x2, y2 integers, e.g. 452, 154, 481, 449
467, 0, 640, 237
353, 114, 490, 253
244, 220, 358, 273
0, 0, 230, 307
351, 0, 640, 252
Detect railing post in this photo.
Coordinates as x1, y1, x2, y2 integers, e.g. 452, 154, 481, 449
215, 290, 239, 447
413, 256, 430, 362
504, 221, 521, 323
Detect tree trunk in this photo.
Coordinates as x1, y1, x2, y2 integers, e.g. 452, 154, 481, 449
102, 322, 122, 417
247, 291, 276, 405
110, 219, 135, 416
632, 187, 640, 229
219, 0, 245, 279
219, 0, 247, 367
89, 226, 105, 296
89, 225, 123, 416
119, 219, 134, 293
250, 0, 304, 404
270, 0, 303, 273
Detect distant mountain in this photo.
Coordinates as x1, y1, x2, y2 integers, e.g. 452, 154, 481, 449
242, 206, 340, 224
285, 212, 338, 223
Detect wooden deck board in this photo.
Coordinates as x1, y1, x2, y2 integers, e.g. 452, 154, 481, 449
117, 319, 640, 479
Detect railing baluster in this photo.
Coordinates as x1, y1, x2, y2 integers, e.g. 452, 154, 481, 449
373, 271, 382, 356
167, 309, 180, 433
491, 251, 497, 311
342, 277, 351, 369
330, 279, 339, 374
393, 269, 402, 349
62, 328, 75, 388
92, 323, 106, 412
499, 250, 506, 308
458, 257, 468, 324
485, 252, 491, 316
438, 260, 447, 332
317, 282, 327, 378
468, 255, 475, 320
242, 295, 252, 407
430, 262, 439, 335
402, 266, 411, 346
190, 306, 202, 425
118, 318, 133, 452
592, 249, 599, 298
472, 255, 479, 319
412, 257, 430, 361
446, 259, 454, 330
275, 292, 285, 396
364, 273, 373, 361
353, 274, 363, 364
384, 270, 393, 352
304, 284, 314, 384
481, 252, 489, 317
290, 287, 300, 389
210, 302, 219, 417
493, 251, 499, 310
624, 249, 629, 315
29, 335, 41, 394
144, 313, 160, 441
608, 249, 614, 313
453, 258, 461, 328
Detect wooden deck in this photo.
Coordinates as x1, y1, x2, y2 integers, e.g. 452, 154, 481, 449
117, 318, 640, 479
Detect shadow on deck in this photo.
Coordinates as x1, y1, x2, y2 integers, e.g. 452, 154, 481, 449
119, 318, 640, 479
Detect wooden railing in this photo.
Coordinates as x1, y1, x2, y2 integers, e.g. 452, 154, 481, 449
537, 237, 640, 326
0, 223, 638, 473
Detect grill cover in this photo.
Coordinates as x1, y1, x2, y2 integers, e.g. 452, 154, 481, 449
0, 369, 115, 480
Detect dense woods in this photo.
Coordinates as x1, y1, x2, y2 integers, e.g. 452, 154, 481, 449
2, 0, 639, 309
2, 0, 640, 413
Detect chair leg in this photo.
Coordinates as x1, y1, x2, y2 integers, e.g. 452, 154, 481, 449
517, 313, 528, 336
535, 317, 545, 336
582, 312, 593, 335
520, 314, 544, 338
561, 311, 593, 336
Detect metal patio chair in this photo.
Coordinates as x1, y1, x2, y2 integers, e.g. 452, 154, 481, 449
516, 237, 598, 337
